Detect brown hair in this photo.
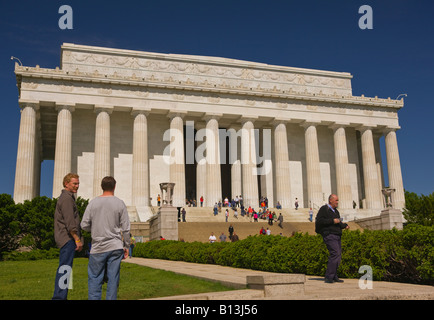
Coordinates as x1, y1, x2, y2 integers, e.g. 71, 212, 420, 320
101, 176, 116, 191
63, 173, 79, 187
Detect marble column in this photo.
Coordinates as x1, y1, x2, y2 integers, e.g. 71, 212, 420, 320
302, 121, 322, 208
33, 134, 41, 199
93, 106, 112, 198
330, 124, 352, 209
14, 103, 38, 203
195, 123, 207, 205
358, 126, 382, 209
384, 129, 405, 210
204, 114, 222, 207
273, 120, 291, 208
132, 110, 150, 207
229, 125, 242, 201
259, 126, 274, 207
241, 117, 259, 208
52, 104, 74, 197
374, 133, 385, 206
168, 112, 186, 207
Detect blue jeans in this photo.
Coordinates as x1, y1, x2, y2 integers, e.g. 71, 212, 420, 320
88, 249, 124, 300
52, 239, 76, 300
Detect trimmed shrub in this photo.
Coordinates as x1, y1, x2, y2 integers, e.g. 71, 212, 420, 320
2, 248, 60, 261
134, 225, 433, 285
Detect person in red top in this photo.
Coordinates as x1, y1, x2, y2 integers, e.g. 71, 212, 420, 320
268, 212, 274, 225
200, 196, 204, 207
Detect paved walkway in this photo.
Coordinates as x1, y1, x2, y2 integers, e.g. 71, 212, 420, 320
123, 257, 434, 300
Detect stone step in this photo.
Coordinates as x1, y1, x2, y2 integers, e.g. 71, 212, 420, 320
178, 221, 363, 242
148, 289, 264, 300
127, 206, 140, 222
181, 206, 313, 223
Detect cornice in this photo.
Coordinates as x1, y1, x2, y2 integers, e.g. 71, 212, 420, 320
15, 64, 404, 110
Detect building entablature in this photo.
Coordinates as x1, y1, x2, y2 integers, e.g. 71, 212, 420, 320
15, 63, 403, 111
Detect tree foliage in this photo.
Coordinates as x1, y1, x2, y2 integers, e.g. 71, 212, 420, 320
0, 194, 20, 252
0, 194, 89, 257
403, 191, 434, 226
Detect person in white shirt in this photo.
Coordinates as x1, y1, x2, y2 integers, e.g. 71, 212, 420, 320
208, 232, 217, 243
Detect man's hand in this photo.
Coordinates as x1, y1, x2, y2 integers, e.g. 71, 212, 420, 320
333, 218, 340, 224
123, 248, 128, 259
75, 240, 83, 252
71, 231, 83, 252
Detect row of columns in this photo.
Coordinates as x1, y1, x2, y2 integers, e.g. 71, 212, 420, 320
90, 107, 151, 207
14, 104, 150, 209
13, 103, 405, 211
169, 115, 405, 210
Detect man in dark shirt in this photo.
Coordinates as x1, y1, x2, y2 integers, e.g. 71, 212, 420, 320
52, 173, 83, 300
315, 194, 349, 283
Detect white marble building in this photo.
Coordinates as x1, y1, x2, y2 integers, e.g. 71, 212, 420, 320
13, 43, 405, 221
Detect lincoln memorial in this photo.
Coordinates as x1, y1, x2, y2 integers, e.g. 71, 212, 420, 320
13, 43, 405, 222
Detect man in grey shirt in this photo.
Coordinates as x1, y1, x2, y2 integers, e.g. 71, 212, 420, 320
81, 176, 130, 300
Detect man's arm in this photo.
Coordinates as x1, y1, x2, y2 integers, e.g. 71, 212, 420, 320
80, 204, 92, 232
339, 221, 349, 229
119, 203, 130, 256
61, 196, 83, 251
336, 210, 349, 229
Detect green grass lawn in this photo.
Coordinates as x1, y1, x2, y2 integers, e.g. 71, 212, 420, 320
0, 258, 233, 300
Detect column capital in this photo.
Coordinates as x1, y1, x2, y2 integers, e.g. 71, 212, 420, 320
167, 110, 187, 120
202, 113, 223, 122
239, 116, 258, 125
271, 118, 291, 127
228, 123, 242, 131
94, 105, 113, 115
328, 122, 350, 131
19, 100, 39, 111
300, 120, 321, 129
355, 125, 377, 133
55, 103, 75, 113
131, 108, 151, 117
382, 126, 401, 135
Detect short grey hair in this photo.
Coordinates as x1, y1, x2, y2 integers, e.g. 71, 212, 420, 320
328, 194, 337, 203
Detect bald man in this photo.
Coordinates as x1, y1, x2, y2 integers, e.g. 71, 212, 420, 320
315, 194, 349, 283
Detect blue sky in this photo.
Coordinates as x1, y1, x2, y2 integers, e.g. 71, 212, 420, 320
0, 0, 433, 197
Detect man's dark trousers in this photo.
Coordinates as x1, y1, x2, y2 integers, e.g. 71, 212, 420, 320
322, 233, 342, 281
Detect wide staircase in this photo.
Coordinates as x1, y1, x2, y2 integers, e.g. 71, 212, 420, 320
177, 206, 363, 242
130, 206, 363, 243
182, 206, 313, 223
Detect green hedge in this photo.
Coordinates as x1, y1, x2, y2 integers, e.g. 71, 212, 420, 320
134, 225, 433, 285
2, 248, 60, 261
